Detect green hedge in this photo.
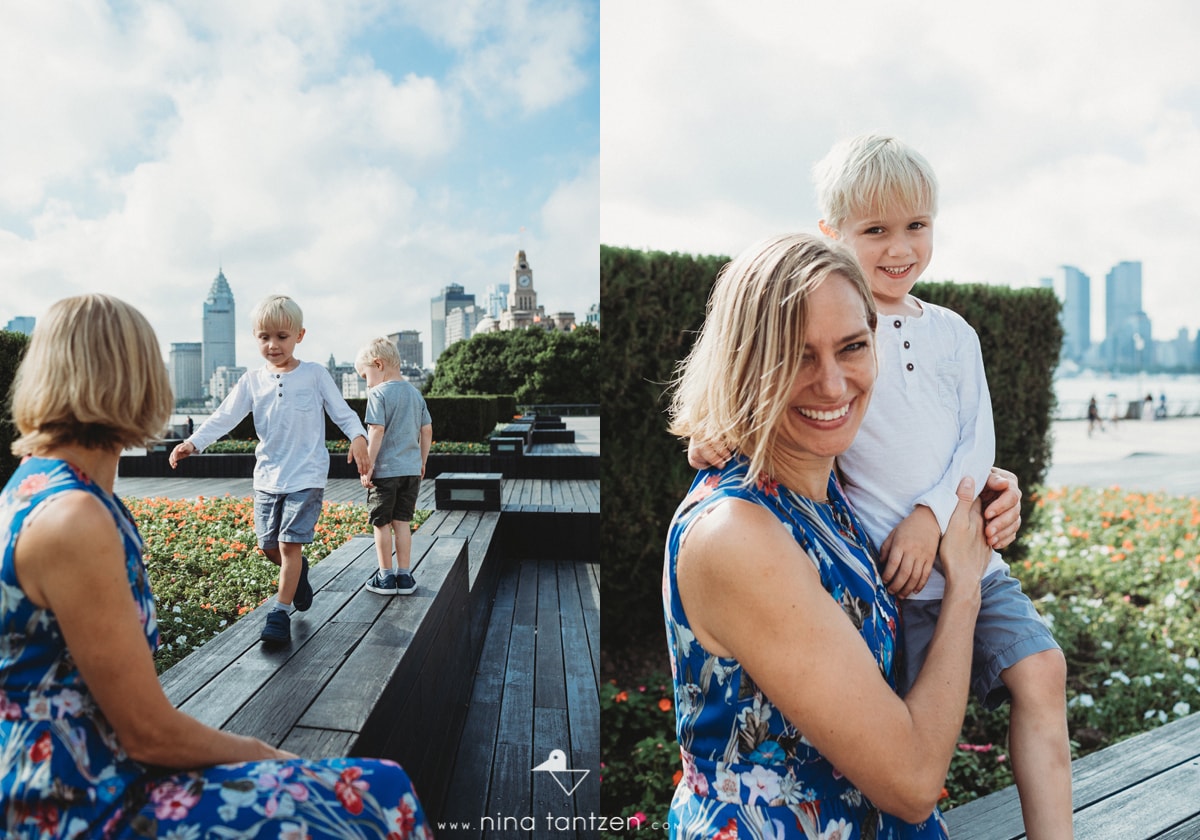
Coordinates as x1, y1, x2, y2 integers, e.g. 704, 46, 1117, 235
600, 245, 1062, 653
224, 394, 514, 444
0, 330, 32, 484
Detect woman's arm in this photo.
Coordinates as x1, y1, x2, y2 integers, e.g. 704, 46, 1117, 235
677, 479, 989, 823
15, 492, 292, 768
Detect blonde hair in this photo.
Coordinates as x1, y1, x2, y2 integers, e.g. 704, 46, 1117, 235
813, 133, 939, 231
355, 337, 401, 372
250, 295, 303, 332
10, 294, 174, 454
668, 233, 877, 482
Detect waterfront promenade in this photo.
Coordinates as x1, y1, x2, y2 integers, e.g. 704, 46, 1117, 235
1044, 415, 1200, 497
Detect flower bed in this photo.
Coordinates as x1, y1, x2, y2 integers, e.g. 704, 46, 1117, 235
128, 495, 430, 672
602, 485, 1200, 828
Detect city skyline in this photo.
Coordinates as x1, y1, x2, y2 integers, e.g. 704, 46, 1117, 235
0, 2, 599, 371
601, 0, 1200, 341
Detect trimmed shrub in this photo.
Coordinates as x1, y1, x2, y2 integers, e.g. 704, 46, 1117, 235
0, 330, 32, 484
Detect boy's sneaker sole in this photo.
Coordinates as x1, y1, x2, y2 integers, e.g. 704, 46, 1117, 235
294, 556, 313, 611
260, 609, 290, 644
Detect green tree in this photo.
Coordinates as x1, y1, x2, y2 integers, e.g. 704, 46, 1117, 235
1, 330, 32, 484
425, 325, 600, 404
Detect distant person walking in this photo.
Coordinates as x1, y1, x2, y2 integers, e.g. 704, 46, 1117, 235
1143, 393, 1155, 423
1157, 392, 1168, 420
1087, 396, 1104, 437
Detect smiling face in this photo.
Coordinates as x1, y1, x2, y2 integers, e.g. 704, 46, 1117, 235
254, 320, 305, 372
775, 272, 877, 466
829, 204, 933, 314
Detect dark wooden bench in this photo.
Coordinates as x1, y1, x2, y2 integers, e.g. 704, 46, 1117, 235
156, 475, 599, 828
944, 711, 1200, 838
159, 528, 477, 820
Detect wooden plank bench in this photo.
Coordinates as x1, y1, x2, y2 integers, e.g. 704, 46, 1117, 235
159, 530, 473, 820
944, 711, 1200, 838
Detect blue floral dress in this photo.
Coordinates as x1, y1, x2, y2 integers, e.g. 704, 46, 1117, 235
0, 457, 431, 839
663, 459, 947, 839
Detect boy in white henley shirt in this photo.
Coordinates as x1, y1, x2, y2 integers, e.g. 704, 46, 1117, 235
170, 295, 370, 644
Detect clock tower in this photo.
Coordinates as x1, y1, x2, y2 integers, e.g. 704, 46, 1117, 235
508, 250, 537, 312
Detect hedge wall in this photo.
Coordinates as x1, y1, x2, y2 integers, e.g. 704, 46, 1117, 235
0, 330, 32, 484
224, 393, 515, 444
600, 245, 1062, 653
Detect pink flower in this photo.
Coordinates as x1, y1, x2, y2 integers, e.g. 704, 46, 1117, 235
17, 472, 50, 498
150, 781, 200, 821
629, 812, 646, 828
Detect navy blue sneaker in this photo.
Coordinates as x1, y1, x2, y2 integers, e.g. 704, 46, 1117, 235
260, 608, 290, 643
294, 555, 313, 611
366, 569, 399, 595
395, 570, 416, 595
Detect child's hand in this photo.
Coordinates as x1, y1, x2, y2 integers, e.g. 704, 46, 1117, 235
359, 473, 374, 490
879, 505, 940, 598
348, 436, 370, 476
687, 437, 732, 470
168, 441, 196, 469
980, 466, 1022, 550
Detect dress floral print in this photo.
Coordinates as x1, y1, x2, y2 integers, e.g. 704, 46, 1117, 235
0, 457, 431, 839
663, 459, 947, 839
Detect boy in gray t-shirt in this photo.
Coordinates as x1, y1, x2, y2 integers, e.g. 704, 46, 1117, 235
354, 338, 433, 595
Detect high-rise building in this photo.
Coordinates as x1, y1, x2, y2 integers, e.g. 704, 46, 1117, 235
1104, 261, 1148, 370
430, 283, 475, 364
485, 283, 510, 319
388, 330, 424, 369
202, 270, 236, 391
4, 316, 35, 335
446, 305, 487, 346
169, 342, 204, 402
1050, 266, 1090, 363
585, 302, 600, 329
208, 365, 246, 403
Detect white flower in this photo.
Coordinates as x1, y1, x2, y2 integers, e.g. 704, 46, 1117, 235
1069, 693, 1095, 709
820, 818, 853, 839
1185, 657, 1200, 670
1111, 670, 1131, 685
1173, 702, 1191, 717
1164, 593, 1177, 608
1101, 641, 1113, 650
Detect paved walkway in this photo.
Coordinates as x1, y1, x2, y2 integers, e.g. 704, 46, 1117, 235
1044, 415, 1200, 497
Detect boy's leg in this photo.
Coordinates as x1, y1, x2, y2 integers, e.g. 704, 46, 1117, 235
1003, 649, 1073, 840
365, 479, 400, 594
272, 488, 323, 608
372, 524, 395, 571
391, 476, 421, 595
973, 573, 1073, 840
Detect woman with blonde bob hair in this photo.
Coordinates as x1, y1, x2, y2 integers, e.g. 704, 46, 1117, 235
663, 233, 991, 839
0, 294, 429, 838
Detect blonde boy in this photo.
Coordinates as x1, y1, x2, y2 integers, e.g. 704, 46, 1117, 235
814, 133, 1073, 839
170, 295, 370, 643
354, 338, 432, 596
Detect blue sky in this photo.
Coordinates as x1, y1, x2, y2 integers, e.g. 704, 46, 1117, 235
1, 0, 599, 369
602, 0, 1200, 344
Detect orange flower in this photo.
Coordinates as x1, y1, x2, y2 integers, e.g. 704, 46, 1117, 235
673, 769, 683, 786
658, 697, 673, 712
614, 691, 628, 703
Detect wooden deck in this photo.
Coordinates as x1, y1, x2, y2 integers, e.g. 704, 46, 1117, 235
945, 710, 1200, 838
439, 554, 600, 838
137, 472, 599, 829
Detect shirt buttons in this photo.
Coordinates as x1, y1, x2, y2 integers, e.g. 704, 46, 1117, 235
893, 320, 902, 328
904, 341, 911, 349
906, 363, 915, 371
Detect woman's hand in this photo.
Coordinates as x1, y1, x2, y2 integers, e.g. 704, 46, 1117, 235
980, 466, 1022, 549
938, 477, 992, 596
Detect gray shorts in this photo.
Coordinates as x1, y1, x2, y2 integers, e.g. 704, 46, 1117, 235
898, 570, 1061, 709
254, 488, 324, 549
366, 475, 421, 526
